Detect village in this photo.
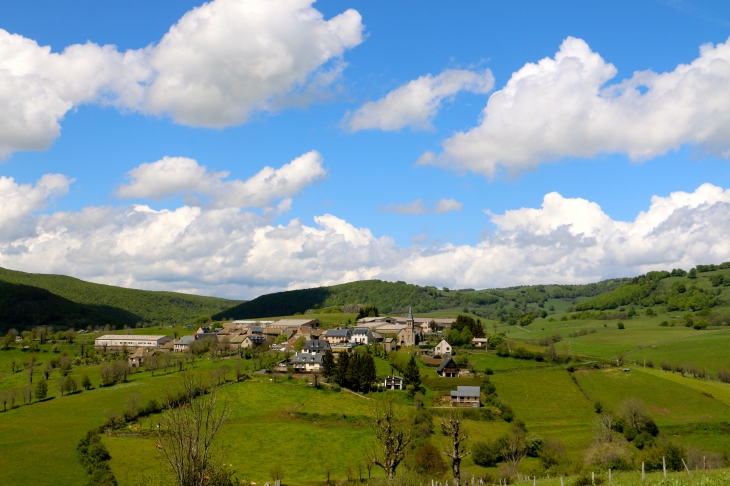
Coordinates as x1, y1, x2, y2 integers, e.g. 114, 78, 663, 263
93, 308, 484, 408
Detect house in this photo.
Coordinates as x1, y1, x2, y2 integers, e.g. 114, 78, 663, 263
323, 328, 352, 344
380, 337, 396, 353
472, 338, 489, 348
240, 335, 267, 349
433, 339, 452, 356
450, 386, 481, 407
351, 328, 373, 345
290, 352, 323, 372
128, 348, 155, 368
95, 335, 172, 350
436, 356, 460, 377
382, 375, 404, 390
301, 338, 331, 355
174, 335, 195, 352
249, 326, 264, 335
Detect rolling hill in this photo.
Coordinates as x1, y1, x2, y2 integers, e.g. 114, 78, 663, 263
0, 267, 242, 329
213, 278, 627, 321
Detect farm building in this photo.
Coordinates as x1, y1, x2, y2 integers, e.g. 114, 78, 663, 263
450, 386, 481, 407
436, 356, 460, 377
95, 335, 172, 350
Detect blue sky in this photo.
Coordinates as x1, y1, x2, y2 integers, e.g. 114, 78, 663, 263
1, 0, 730, 298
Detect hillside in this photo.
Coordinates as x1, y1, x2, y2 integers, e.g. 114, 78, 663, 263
0, 267, 242, 328
0, 281, 127, 333
213, 278, 626, 320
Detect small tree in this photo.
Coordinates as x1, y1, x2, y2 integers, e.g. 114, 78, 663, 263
157, 372, 231, 486
35, 379, 48, 401
403, 355, 421, 395
369, 395, 412, 480
500, 426, 526, 475
293, 336, 307, 352
415, 444, 447, 477
441, 413, 470, 485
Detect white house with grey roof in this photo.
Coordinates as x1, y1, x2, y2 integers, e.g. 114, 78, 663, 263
351, 328, 374, 345
301, 338, 331, 355
450, 386, 481, 407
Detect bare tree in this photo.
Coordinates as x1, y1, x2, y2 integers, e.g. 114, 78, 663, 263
618, 397, 650, 431
441, 412, 470, 485
594, 413, 615, 444
157, 372, 231, 486
369, 395, 412, 480
500, 427, 526, 475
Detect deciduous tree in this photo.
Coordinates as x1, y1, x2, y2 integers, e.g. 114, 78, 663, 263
369, 395, 411, 480
441, 413, 470, 485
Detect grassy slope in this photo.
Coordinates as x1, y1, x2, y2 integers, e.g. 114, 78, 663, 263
0, 267, 241, 327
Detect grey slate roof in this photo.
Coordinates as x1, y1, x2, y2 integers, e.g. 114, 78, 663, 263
450, 386, 481, 398
353, 328, 370, 335
292, 353, 324, 364
302, 339, 331, 352
436, 356, 458, 373
325, 329, 351, 337
176, 335, 195, 345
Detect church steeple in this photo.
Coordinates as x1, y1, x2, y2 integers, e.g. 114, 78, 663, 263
407, 306, 413, 322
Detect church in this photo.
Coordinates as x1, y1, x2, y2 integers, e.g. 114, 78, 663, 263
397, 307, 422, 347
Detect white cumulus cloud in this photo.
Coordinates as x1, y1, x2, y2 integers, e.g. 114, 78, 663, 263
345, 68, 494, 131
116, 150, 327, 208
0, 174, 73, 241
0, 0, 364, 157
423, 36, 730, 177
379, 198, 463, 215
3, 165, 730, 298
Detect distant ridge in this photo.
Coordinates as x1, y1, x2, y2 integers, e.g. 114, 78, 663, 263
213, 278, 625, 321
0, 267, 242, 330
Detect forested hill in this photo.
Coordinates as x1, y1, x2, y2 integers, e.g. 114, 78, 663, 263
0, 267, 242, 328
213, 278, 627, 321
0, 281, 127, 334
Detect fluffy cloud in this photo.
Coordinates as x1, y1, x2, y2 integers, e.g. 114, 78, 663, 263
345, 69, 494, 131
379, 198, 463, 215
143, 0, 364, 126
116, 150, 327, 208
3, 164, 730, 298
423, 36, 730, 177
0, 30, 148, 157
0, 0, 364, 156
0, 174, 73, 242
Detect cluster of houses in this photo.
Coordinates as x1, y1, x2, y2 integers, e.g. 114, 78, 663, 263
93, 308, 482, 407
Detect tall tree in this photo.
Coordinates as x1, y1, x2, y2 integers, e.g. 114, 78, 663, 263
441, 413, 470, 485
322, 353, 335, 379
369, 395, 412, 480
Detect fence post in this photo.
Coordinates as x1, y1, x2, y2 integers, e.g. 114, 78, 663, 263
663, 457, 667, 478
642, 462, 645, 481
533, 476, 536, 486
592, 471, 595, 484
560, 477, 564, 486
682, 458, 691, 475
608, 469, 611, 484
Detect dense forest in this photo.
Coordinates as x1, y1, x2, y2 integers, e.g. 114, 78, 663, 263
0, 267, 241, 328
213, 278, 627, 320
0, 281, 126, 333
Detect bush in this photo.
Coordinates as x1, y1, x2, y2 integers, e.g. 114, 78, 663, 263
718, 369, 730, 383
659, 320, 669, 327
617, 322, 625, 329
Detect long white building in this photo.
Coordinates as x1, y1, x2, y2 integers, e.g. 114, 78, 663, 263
94, 335, 172, 349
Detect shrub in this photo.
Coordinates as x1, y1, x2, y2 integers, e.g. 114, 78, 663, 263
593, 401, 603, 414
659, 320, 669, 327
718, 369, 730, 383
617, 322, 625, 329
